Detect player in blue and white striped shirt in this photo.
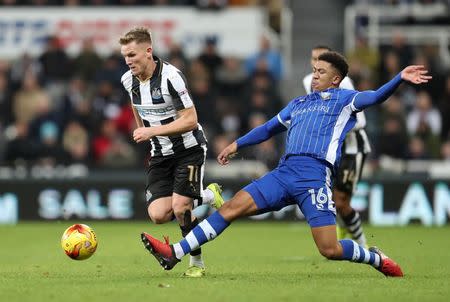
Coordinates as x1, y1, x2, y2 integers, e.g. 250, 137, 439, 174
141, 51, 431, 277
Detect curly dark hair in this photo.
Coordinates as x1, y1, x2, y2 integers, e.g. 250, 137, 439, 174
318, 51, 348, 80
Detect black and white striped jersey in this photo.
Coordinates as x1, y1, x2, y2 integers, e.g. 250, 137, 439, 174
121, 56, 207, 157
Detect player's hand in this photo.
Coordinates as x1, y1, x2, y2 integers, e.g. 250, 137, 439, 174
401, 65, 432, 84
217, 142, 238, 166
133, 127, 154, 143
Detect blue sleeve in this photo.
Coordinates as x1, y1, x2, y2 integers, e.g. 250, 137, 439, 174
236, 115, 288, 149
353, 73, 403, 111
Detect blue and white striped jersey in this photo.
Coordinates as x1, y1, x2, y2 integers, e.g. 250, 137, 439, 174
278, 88, 359, 167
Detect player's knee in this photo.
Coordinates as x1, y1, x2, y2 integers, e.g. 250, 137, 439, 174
172, 202, 191, 219
148, 209, 171, 224
318, 246, 340, 260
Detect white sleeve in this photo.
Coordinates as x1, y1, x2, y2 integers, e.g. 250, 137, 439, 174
339, 76, 355, 90
302, 73, 313, 94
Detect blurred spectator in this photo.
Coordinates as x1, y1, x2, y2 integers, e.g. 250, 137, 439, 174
59, 77, 91, 125
28, 94, 62, 143
376, 116, 408, 158
197, 36, 223, 84
246, 89, 275, 117
35, 121, 70, 166
346, 36, 380, 79
91, 80, 126, 123
214, 95, 241, 136
406, 90, 442, 156
3, 122, 40, 164
216, 56, 248, 98
188, 59, 218, 130
12, 72, 50, 125
113, 104, 135, 137
62, 120, 91, 166
381, 31, 414, 69
245, 35, 283, 81
440, 140, 450, 160
242, 71, 282, 120
406, 136, 430, 159
411, 51, 442, 100
72, 38, 103, 82
437, 72, 450, 140
95, 54, 127, 86
378, 50, 401, 85
38, 36, 71, 101
0, 71, 13, 126
9, 54, 42, 92
166, 42, 189, 73
92, 119, 137, 167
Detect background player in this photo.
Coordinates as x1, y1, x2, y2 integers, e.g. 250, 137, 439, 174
303, 46, 370, 246
141, 51, 431, 277
119, 27, 224, 277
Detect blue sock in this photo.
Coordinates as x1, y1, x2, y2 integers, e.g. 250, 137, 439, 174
339, 239, 381, 268
173, 211, 230, 259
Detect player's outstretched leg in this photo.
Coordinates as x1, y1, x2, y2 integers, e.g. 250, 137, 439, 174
340, 239, 403, 277
141, 211, 230, 270
141, 233, 180, 270
369, 246, 404, 277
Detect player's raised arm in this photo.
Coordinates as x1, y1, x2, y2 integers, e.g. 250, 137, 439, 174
353, 65, 431, 111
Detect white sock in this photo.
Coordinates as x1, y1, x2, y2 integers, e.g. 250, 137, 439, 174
202, 188, 214, 204
189, 254, 205, 268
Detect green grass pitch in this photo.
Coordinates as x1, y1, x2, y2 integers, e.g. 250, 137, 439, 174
1, 221, 449, 302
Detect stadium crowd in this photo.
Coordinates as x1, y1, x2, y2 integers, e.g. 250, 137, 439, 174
0, 1, 449, 171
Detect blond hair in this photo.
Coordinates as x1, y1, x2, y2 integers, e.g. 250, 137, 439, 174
119, 27, 152, 45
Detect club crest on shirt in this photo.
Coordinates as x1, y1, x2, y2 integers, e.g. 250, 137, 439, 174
320, 92, 332, 100
151, 87, 162, 99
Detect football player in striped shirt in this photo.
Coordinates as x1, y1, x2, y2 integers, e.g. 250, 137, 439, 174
303, 46, 370, 247
119, 27, 224, 277
141, 51, 431, 277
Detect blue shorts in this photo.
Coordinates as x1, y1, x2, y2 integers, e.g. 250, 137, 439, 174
243, 156, 336, 227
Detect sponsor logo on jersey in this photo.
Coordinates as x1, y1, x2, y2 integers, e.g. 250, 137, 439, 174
137, 105, 175, 116
291, 105, 330, 117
